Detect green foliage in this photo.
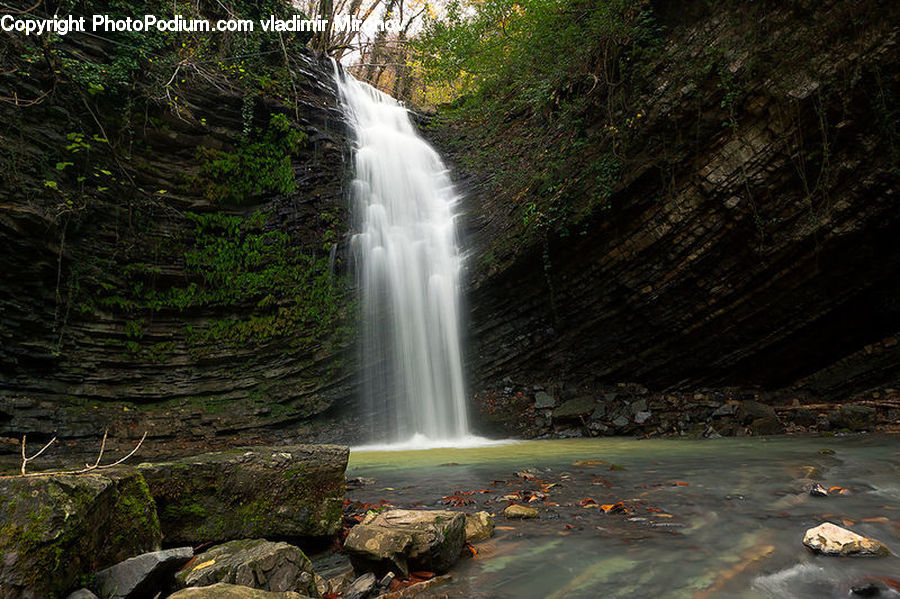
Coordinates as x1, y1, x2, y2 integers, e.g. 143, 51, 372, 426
415, 0, 659, 112
195, 113, 307, 203
94, 210, 347, 350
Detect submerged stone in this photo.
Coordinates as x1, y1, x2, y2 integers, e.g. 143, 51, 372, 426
176, 539, 318, 596
138, 444, 348, 544
344, 509, 466, 577
0, 470, 161, 599
802, 522, 890, 556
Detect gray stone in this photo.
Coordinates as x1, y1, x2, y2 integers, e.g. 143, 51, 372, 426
534, 391, 556, 409
749, 416, 785, 435
343, 573, 376, 599
590, 404, 606, 420
630, 399, 648, 414
738, 400, 777, 424
612, 415, 629, 428
554, 397, 596, 419
139, 444, 348, 544
0, 471, 161, 599
634, 411, 652, 424
344, 509, 466, 577
831, 405, 877, 431
96, 547, 193, 599
168, 584, 310, 599
176, 539, 318, 596
66, 590, 99, 599
712, 403, 738, 417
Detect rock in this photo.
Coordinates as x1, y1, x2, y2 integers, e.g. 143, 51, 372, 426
809, 483, 829, 497
749, 416, 785, 435
634, 411, 652, 424
66, 590, 99, 599
590, 404, 606, 420
0, 471, 161, 599
168, 583, 310, 599
344, 509, 466, 577
346, 477, 375, 489
534, 391, 556, 409
553, 397, 596, 419
712, 403, 738, 417
95, 547, 193, 599
343, 573, 376, 599
737, 400, 777, 424
464, 511, 495, 543
831, 405, 877, 431
139, 444, 348, 544
851, 582, 884, 596
503, 504, 538, 519
611, 415, 629, 428
176, 539, 318, 596
378, 572, 395, 587
630, 399, 648, 414
802, 522, 890, 556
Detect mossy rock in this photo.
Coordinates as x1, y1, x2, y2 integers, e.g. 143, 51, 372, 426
138, 445, 348, 544
0, 470, 161, 599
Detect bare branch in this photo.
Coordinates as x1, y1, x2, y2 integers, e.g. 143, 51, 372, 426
20, 435, 57, 476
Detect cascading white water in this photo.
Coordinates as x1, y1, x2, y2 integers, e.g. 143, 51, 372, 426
333, 65, 470, 445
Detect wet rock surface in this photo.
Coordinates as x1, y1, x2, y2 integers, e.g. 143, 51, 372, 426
0, 470, 161, 599
802, 522, 890, 557
464, 511, 495, 543
176, 539, 318, 595
139, 445, 348, 544
95, 547, 193, 599
344, 509, 466, 577
168, 583, 312, 599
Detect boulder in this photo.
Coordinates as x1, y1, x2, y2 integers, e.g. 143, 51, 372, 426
503, 504, 538, 519
830, 405, 877, 431
342, 573, 376, 599
66, 590, 99, 599
95, 547, 193, 599
0, 471, 161, 599
176, 539, 318, 596
802, 522, 890, 557
737, 400, 777, 424
138, 445, 348, 544
168, 583, 310, 599
634, 411, 652, 424
534, 391, 556, 409
344, 509, 466, 577
465, 511, 495, 543
553, 397, 596, 419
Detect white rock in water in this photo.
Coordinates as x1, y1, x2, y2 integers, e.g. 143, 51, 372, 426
802, 522, 889, 556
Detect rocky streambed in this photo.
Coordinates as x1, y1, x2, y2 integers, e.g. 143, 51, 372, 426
1, 436, 898, 598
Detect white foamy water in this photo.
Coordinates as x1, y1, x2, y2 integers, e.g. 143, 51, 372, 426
333, 64, 470, 445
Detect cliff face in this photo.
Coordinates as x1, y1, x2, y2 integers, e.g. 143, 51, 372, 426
0, 23, 361, 448
431, 0, 900, 433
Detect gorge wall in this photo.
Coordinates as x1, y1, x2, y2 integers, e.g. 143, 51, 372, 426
0, 5, 361, 451
430, 0, 900, 435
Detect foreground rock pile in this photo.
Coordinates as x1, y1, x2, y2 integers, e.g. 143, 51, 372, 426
0, 445, 348, 599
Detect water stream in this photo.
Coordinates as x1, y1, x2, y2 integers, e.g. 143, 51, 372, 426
333, 66, 470, 446
348, 436, 900, 598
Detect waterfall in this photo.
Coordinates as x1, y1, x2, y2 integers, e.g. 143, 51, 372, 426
333, 64, 470, 445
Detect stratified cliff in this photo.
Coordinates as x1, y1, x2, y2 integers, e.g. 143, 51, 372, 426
0, 2, 360, 448
430, 0, 900, 434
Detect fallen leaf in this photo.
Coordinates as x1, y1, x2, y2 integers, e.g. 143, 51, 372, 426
862, 517, 890, 523
192, 559, 215, 572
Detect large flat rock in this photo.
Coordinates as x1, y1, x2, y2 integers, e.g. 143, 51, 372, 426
0, 471, 161, 599
169, 583, 311, 599
138, 445, 348, 544
344, 509, 466, 577
803, 522, 890, 556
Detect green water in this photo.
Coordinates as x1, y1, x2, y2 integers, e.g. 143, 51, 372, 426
347, 436, 900, 598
